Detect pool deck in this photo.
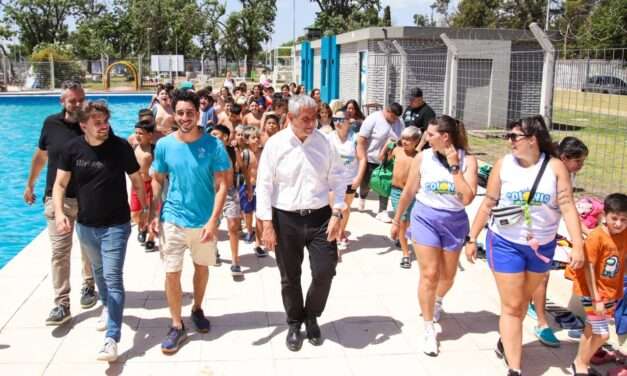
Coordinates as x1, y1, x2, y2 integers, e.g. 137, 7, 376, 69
0, 195, 618, 376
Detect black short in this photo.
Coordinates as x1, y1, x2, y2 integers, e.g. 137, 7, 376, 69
346, 185, 356, 194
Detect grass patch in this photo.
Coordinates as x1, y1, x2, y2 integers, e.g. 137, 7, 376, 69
468, 127, 626, 197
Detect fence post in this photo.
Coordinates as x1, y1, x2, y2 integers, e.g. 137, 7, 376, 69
391, 40, 408, 106
2, 55, 7, 86
49, 55, 55, 90
138, 55, 143, 90
529, 22, 555, 125
441, 34, 458, 117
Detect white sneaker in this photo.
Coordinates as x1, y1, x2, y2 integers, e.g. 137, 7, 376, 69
423, 329, 438, 357
375, 211, 392, 223
96, 308, 108, 332
358, 198, 366, 211
96, 337, 118, 362
433, 301, 443, 323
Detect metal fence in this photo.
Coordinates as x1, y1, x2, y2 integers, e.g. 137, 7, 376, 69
551, 48, 627, 197
0, 55, 252, 92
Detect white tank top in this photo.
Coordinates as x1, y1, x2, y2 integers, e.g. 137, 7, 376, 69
327, 131, 358, 186
416, 148, 466, 211
489, 153, 561, 245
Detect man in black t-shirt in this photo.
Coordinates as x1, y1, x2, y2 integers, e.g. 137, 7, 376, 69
23, 80, 97, 326
402, 87, 436, 132
53, 101, 149, 362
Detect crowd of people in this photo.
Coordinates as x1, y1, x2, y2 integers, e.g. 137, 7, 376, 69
22, 76, 627, 375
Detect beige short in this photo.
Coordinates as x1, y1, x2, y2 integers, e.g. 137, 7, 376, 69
159, 222, 217, 272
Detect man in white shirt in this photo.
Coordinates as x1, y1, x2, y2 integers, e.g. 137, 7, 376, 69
257, 95, 346, 352
357, 103, 404, 222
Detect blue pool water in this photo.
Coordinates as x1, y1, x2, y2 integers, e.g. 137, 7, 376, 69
0, 94, 152, 269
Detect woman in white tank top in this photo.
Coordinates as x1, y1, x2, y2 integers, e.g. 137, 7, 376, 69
390, 115, 478, 357
465, 115, 584, 375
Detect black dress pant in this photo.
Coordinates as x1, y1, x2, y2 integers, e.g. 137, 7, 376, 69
272, 206, 338, 325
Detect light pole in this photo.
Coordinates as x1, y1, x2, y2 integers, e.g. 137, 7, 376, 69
544, 0, 551, 31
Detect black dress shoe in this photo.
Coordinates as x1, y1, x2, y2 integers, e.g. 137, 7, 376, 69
285, 323, 303, 352
305, 317, 322, 346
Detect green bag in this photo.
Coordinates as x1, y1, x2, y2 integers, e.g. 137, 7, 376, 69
370, 157, 394, 198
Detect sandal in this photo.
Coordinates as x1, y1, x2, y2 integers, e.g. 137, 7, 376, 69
570, 363, 588, 376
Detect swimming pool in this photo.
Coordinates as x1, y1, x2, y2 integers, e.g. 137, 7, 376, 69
0, 94, 153, 268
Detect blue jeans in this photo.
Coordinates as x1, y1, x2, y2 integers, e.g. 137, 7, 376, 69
76, 222, 131, 342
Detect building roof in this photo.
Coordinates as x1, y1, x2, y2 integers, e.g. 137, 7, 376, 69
296, 26, 541, 50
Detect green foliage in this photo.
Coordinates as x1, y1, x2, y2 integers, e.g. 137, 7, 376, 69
0, 0, 93, 52
31, 43, 75, 62
576, 0, 627, 49
498, 0, 546, 29
450, 0, 500, 27
222, 0, 277, 77
556, 0, 596, 52
413, 14, 431, 27
309, 0, 386, 34
30, 43, 84, 86
197, 0, 227, 74
382, 6, 391, 27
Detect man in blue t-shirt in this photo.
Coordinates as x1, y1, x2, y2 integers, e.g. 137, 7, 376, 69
150, 90, 231, 355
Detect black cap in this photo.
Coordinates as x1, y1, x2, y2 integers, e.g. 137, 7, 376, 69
409, 87, 423, 98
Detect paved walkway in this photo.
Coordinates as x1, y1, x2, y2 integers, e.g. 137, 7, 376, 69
0, 195, 614, 375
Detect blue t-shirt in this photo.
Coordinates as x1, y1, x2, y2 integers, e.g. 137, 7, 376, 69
152, 133, 231, 228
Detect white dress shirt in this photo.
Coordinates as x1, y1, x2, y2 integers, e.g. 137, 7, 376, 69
256, 125, 347, 221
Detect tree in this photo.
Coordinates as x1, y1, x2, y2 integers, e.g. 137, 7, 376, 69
0, 0, 94, 51
222, 0, 276, 77
381, 5, 391, 26
434, 0, 451, 26
450, 0, 500, 27
413, 14, 430, 27
556, 0, 596, 52
577, 0, 627, 49
309, 0, 384, 34
499, 0, 546, 29
197, 0, 226, 75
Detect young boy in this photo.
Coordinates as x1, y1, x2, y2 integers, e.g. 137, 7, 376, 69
571, 193, 627, 375
384, 126, 421, 269
130, 120, 156, 251
260, 113, 280, 147
240, 126, 267, 257
210, 125, 244, 277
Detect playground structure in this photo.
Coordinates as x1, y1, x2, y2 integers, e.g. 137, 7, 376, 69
102, 61, 139, 91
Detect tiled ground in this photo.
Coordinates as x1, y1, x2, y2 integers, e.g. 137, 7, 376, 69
0, 194, 620, 375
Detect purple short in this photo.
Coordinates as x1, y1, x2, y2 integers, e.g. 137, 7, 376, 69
407, 200, 469, 252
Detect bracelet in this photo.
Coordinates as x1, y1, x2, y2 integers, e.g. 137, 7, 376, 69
391, 219, 400, 225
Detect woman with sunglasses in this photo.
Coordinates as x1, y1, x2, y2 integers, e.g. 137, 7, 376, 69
391, 115, 477, 357
327, 111, 366, 251
465, 115, 585, 376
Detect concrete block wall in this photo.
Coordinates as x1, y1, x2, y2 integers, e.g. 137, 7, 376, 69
405, 47, 448, 115
338, 41, 364, 103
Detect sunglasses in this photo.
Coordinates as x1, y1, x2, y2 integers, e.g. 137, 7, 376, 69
502, 132, 530, 142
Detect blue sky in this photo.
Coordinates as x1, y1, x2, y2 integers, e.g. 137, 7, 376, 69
225, 0, 442, 49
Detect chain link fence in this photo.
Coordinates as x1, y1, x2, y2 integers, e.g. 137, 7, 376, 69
551, 48, 627, 196
360, 41, 625, 197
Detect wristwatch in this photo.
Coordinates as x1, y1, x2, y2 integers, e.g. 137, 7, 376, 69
331, 211, 343, 220
450, 165, 461, 174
